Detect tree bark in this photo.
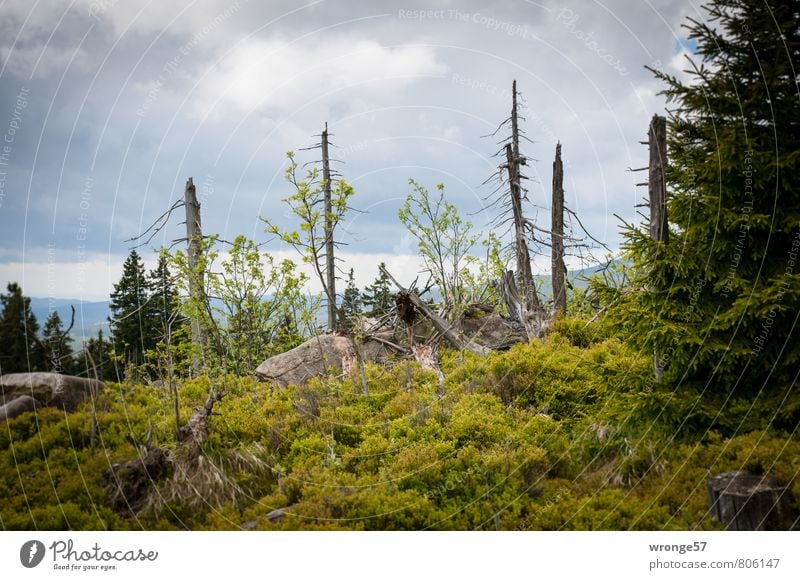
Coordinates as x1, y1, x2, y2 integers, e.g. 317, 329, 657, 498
648, 115, 668, 244
184, 177, 204, 373
648, 115, 668, 379
321, 123, 337, 331
551, 142, 566, 317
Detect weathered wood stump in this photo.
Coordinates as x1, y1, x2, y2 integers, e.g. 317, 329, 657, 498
707, 471, 797, 530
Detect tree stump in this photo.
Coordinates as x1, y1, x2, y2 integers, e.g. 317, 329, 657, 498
707, 471, 797, 530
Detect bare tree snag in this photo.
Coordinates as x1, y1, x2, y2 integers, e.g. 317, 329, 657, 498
551, 142, 567, 317
184, 177, 204, 373
380, 265, 489, 356
321, 123, 337, 331
648, 115, 668, 379
649, 115, 668, 244
501, 271, 548, 340
506, 143, 535, 302
511, 79, 522, 161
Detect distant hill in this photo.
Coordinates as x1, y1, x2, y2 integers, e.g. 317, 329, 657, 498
29, 298, 110, 343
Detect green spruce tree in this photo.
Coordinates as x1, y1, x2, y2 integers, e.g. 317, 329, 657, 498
79, 329, 114, 381
109, 250, 155, 366
596, 0, 800, 416
148, 252, 183, 343
0, 283, 46, 373
362, 263, 393, 318
42, 311, 75, 374
337, 268, 362, 330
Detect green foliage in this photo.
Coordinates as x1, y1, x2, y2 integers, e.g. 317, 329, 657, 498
337, 268, 362, 331
42, 310, 76, 374
168, 235, 311, 377
398, 180, 479, 319
211, 235, 309, 373
0, 282, 46, 373
595, 0, 800, 397
77, 330, 114, 381
460, 231, 508, 313
361, 263, 393, 318
262, 151, 356, 330
109, 250, 154, 368
1, 331, 797, 530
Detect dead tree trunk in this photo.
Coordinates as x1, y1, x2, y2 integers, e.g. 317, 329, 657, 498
648, 115, 668, 379
551, 142, 567, 317
321, 123, 337, 332
648, 115, 668, 244
507, 82, 537, 308
502, 81, 544, 341
184, 177, 204, 374
506, 143, 536, 303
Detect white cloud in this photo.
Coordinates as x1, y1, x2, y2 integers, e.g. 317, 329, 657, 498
0, 255, 128, 301
189, 37, 447, 119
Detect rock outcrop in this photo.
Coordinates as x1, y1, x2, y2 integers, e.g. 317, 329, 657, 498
0, 395, 39, 421
0, 372, 103, 420
255, 333, 400, 387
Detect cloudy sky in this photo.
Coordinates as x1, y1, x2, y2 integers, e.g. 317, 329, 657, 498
0, 0, 699, 301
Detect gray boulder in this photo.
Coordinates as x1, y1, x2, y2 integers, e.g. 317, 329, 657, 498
255, 335, 353, 387
0, 395, 39, 421
255, 333, 401, 387
0, 372, 103, 413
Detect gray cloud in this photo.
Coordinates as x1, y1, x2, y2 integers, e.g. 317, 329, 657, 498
0, 0, 697, 298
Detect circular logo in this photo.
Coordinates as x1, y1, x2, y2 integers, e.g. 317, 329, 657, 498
20, 540, 46, 568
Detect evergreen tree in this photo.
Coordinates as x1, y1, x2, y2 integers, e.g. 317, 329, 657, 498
148, 252, 182, 343
79, 330, 114, 381
109, 250, 155, 365
0, 283, 45, 373
597, 0, 800, 400
362, 263, 393, 318
337, 268, 362, 330
42, 311, 75, 374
